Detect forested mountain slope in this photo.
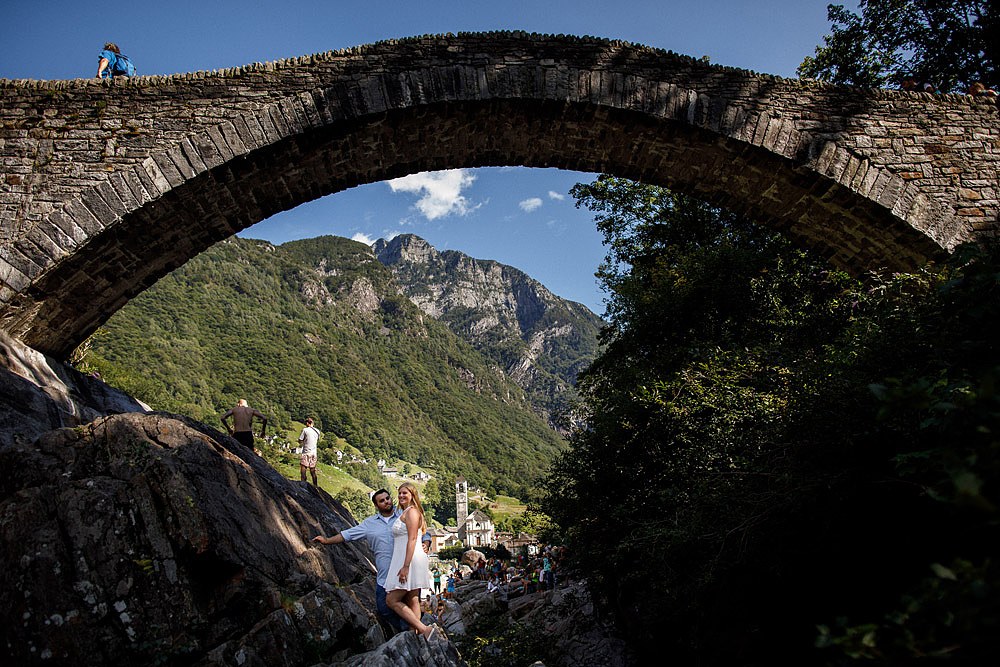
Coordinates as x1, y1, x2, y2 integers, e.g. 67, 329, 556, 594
83, 235, 569, 498
374, 234, 604, 426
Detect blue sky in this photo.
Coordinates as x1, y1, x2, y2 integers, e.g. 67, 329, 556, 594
1, 1, 842, 314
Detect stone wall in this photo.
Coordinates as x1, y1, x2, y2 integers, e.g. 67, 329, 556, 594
1, 32, 998, 358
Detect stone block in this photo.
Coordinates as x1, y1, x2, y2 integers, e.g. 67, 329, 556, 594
140, 156, 171, 195
218, 120, 249, 157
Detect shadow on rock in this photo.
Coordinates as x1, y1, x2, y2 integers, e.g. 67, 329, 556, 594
0, 412, 464, 666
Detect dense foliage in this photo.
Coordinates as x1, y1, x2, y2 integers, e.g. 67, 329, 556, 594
545, 176, 999, 663
798, 0, 997, 91
80, 235, 566, 499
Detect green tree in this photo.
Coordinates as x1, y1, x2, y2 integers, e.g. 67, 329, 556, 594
798, 1, 997, 91
333, 488, 373, 522
437, 545, 466, 561
546, 175, 1000, 663
422, 477, 457, 526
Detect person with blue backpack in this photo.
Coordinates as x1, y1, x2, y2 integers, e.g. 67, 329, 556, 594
96, 42, 135, 78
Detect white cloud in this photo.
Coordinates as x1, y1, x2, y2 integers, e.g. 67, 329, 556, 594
548, 190, 566, 201
351, 232, 375, 245
519, 197, 543, 212
387, 169, 480, 220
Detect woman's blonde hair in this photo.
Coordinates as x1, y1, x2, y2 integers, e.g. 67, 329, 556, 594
398, 482, 426, 533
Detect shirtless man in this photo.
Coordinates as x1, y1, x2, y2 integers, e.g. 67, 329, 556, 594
221, 399, 267, 449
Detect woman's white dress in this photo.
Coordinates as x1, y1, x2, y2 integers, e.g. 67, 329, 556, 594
384, 512, 431, 592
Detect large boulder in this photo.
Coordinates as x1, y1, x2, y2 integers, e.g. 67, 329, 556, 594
0, 332, 149, 450
511, 583, 634, 667
341, 625, 466, 666
0, 412, 460, 665
460, 549, 485, 568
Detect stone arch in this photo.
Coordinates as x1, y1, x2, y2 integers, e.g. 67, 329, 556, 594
1, 33, 997, 358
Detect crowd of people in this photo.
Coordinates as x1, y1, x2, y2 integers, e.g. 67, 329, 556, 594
417, 545, 569, 624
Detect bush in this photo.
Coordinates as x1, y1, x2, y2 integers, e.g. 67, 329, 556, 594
437, 545, 466, 561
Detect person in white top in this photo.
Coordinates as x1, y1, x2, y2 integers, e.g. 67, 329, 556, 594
384, 482, 435, 639
297, 418, 321, 486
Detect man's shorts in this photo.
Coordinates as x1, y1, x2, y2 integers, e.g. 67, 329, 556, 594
300, 453, 318, 469
232, 431, 254, 449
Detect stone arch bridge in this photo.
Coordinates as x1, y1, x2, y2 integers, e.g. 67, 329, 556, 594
1, 32, 998, 359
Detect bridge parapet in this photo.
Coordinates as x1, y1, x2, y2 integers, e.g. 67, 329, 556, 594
1, 32, 998, 357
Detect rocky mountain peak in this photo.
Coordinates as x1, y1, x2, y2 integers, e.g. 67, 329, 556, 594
373, 233, 439, 266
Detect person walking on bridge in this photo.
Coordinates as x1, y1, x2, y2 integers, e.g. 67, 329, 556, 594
96, 42, 135, 78
221, 399, 267, 450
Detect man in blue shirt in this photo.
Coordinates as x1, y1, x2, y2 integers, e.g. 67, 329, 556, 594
313, 488, 431, 632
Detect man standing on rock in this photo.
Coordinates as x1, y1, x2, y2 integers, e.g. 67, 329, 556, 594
312, 488, 431, 632
221, 399, 267, 450
298, 418, 321, 486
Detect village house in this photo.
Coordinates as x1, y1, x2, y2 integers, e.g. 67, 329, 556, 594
376, 460, 399, 477
426, 527, 462, 553
496, 531, 540, 555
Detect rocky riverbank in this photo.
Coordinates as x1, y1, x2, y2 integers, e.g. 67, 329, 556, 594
439, 577, 635, 666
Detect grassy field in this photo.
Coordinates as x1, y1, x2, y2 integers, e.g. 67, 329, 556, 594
267, 449, 373, 496
483, 494, 527, 525
278, 422, 363, 457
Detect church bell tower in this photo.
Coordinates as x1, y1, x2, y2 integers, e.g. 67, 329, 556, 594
455, 475, 468, 545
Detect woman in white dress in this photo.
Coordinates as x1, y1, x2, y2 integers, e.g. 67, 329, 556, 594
384, 482, 434, 638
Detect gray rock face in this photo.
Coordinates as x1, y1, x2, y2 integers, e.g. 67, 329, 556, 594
442, 576, 633, 667
0, 412, 467, 666
0, 331, 150, 450
508, 583, 634, 667
453, 580, 500, 630
373, 234, 604, 427
436, 599, 467, 636
340, 627, 467, 667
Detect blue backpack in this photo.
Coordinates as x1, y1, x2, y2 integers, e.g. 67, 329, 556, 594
112, 53, 135, 77
101, 50, 135, 77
